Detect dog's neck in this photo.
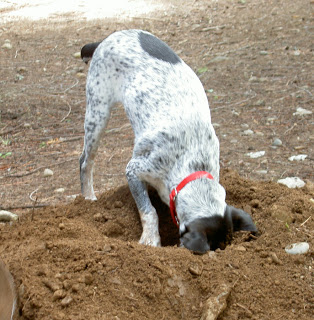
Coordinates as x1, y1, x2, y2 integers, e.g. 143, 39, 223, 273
173, 177, 226, 228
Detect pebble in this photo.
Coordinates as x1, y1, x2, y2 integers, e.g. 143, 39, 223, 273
84, 273, 93, 285
42, 279, 60, 292
201, 283, 231, 320
234, 245, 246, 252
55, 188, 65, 193
114, 200, 123, 208
0, 210, 19, 222
242, 129, 254, 136
71, 283, 80, 293
255, 99, 265, 106
277, 177, 305, 188
93, 213, 103, 221
60, 295, 73, 307
189, 265, 203, 276
260, 50, 268, 55
288, 154, 307, 161
285, 242, 309, 255
73, 52, 81, 59
249, 76, 268, 82
269, 252, 282, 265
272, 138, 282, 146
53, 289, 66, 301
293, 107, 312, 116
2, 41, 12, 49
43, 168, 53, 177
246, 151, 265, 158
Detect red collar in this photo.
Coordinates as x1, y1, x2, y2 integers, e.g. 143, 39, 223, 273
169, 171, 214, 227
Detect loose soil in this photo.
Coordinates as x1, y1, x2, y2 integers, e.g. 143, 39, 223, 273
0, 1, 313, 319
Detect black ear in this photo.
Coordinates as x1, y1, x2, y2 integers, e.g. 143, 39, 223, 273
225, 205, 258, 233
180, 231, 210, 254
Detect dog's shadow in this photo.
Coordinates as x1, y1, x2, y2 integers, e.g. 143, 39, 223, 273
148, 188, 180, 247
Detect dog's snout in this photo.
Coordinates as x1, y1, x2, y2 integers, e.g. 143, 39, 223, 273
180, 231, 210, 254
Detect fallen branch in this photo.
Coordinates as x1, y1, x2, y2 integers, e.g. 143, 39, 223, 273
0, 123, 24, 136
1, 158, 77, 179
60, 100, 72, 123
0, 204, 49, 210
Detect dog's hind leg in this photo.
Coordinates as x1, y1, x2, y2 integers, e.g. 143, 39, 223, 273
126, 158, 161, 247
80, 80, 115, 200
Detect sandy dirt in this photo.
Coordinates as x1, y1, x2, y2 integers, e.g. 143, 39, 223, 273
0, 0, 313, 319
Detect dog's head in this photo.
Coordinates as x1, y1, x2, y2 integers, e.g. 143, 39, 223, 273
180, 205, 258, 254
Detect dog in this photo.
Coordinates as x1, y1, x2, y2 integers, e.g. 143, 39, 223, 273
80, 29, 257, 254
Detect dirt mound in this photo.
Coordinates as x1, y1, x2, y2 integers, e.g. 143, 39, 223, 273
1, 170, 312, 320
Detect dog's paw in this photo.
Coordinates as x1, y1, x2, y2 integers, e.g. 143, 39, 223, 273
139, 232, 161, 247
83, 194, 97, 201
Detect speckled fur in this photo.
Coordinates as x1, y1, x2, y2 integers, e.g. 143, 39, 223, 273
80, 30, 256, 252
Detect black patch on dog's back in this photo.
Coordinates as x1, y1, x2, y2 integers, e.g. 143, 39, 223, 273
139, 32, 180, 64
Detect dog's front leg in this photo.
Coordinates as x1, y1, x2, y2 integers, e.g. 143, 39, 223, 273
126, 159, 161, 247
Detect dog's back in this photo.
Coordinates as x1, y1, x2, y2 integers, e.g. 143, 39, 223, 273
84, 30, 212, 136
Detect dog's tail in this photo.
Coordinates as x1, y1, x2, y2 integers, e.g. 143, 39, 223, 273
81, 41, 102, 64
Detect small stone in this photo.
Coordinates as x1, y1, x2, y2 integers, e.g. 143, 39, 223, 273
76, 72, 85, 78
42, 279, 60, 292
189, 265, 203, 276
285, 242, 309, 255
53, 289, 66, 301
293, 107, 312, 116
277, 177, 305, 188
234, 245, 246, 252
73, 52, 81, 59
71, 283, 80, 293
288, 154, 307, 161
255, 99, 265, 106
2, 42, 12, 49
93, 213, 103, 221
43, 168, 53, 177
267, 117, 277, 124
60, 295, 73, 307
270, 252, 282, 265
58, 223, 65, 230
246, 151, 265, 158
260, 50, 268, 55
0, 210, 19, 222
114, 200, 123, 208
15, 74, 24, 81
55, 188, 65, 193
250, 199, 261, 208
63, 280, 71, 290
242, 129, 254, 136
84, 273, 93, 285
103, 244, 112, 252
272, 138, 282, 146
